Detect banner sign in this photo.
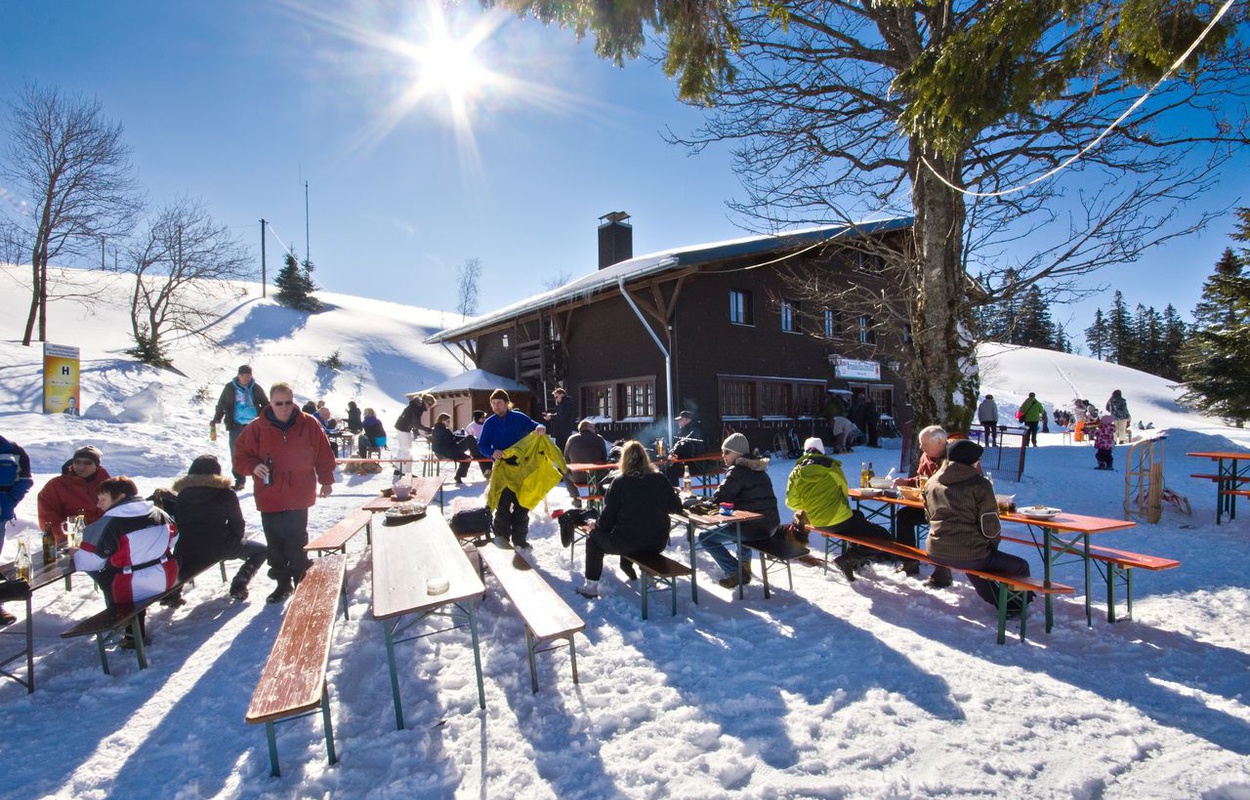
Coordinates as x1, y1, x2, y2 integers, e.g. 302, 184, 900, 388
43, 343, 81, 415
831, 356, 880, 381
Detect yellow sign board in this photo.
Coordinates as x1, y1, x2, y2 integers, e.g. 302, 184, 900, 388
43, 343, 81, 415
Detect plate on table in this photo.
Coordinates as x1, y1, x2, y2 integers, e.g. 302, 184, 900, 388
858, 488, 883, 498
1018, 505, 1061, 520
383, 502, 428, 526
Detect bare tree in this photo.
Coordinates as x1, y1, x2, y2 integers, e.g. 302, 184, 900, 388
1, 84, 143, 345
542, 270, 573, 291
456, 257, 481, 318
124, 198, 250, 367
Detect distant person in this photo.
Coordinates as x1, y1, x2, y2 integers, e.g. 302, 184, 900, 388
977, 394, 999, 448
564, 419, 611, 483
543, 387, 576, 446
666, 411, 706, 485
357, 408, 388, 458
1094, 415, 1116, 470
478, 389, 546, 549
38, 445, 111, 536
211, 365, 269, 491
74, 477, 178, 649
702, 433, 780, 589
345, 401, 363, 434
431, 412, 487, 485
393, 393, 436, 477
160, 455, 267, 603
1018, 392, 1044, 447
1106, 389, 1131, 444
234, 382, 337, 603
301, 400, 317, 415
316, 405, 337, 432
576, 441, 681, 598
830, 415, 858, 454
465, 409, 486, 441
786, 437, 892, 584
0, 434, 34, 627
923, 440, 1031, 619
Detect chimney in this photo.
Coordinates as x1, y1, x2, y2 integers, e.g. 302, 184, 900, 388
598, 211, 632, 270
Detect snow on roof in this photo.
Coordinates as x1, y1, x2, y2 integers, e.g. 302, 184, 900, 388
413, 368, 530, 396
425, 216, 913, 343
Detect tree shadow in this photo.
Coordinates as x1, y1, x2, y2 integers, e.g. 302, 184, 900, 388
217, 304, 309, 347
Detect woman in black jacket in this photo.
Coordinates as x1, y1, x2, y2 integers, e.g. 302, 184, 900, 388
577, 440, 680, 598
164, 455, 267, 603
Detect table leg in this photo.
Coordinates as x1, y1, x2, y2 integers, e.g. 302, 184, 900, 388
1043, 528, 1054, 634
1082, 533, 1092, 627
735, 522, 744, 601
24, 593, 34, 693
468, 599, 485, 709
383, 619, 405, 729
686, 522, 700, 605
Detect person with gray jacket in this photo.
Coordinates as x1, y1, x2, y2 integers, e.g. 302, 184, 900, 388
923, 439, 1031, 618
976, 394, 999, 447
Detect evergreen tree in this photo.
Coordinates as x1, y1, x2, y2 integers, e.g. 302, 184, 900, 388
1085, 308, 1108, 360
274, 252, 321, 312
1107, 291, 1134, 366
1181, 219, 1250, 423
1014, 285, 1056, 348
1161, 304, 1187, 380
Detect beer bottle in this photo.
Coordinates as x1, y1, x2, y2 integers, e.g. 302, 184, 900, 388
15, 537, 31, 582
682, 465, 692, 495
867, 462, 875, 485
264, 455, 274, 486
42, 524, 57, 564
860, 462, 869, 488
210, 424, 217, 442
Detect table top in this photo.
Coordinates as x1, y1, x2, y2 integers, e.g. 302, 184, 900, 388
361, 476, 443, 511
1188, 451, 1250, 461
674, 508, 764, 527
565, 462, 616, 473
0, 550, 76, 592
371, 512, 484, 620
848, 487, 1136, 534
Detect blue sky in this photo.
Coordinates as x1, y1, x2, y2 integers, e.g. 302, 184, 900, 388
1, 1, 1244, 347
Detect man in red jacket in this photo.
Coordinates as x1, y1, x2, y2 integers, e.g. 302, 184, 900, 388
38, 445, 111, 536
233, 382, 336, 603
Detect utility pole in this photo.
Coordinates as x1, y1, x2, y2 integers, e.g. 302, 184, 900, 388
259, 218, 267, 298
304, 181, 310, 263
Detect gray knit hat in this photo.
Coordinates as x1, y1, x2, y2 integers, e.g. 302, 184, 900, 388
721, 432, 750, 456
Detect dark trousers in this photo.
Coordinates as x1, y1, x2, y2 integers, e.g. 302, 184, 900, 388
930, 549, 1031, 611
822, 510, 893, 563
228, 426, 245, 484
1095, 447, 1114, 469
437, 436, 485, 481
492, 488, 530, 547
1024, 421, 1039, 447
980, 421, 998, 447
181, 540, 268, 588
584, 528, 657, 581
260, 509, 311, 585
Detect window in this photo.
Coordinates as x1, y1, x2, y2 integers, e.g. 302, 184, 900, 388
501, 334, 510, 349
621, 380, 655, 418
720, 379, 754, 416
795, 383, 824, 417
858, 315, 876, 345
823, 309, 842, 338
903, 323, 913, 344
582, 384, 615, 419
729, 290, 754, 326
759, 381, 791, 416
781, 299, 801, 334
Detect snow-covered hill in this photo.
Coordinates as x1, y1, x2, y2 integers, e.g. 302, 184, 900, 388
1, 266, 1248, 799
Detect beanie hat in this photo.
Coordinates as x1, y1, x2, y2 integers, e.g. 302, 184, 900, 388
73, 445, 102, 465
803, 437, 825, 453
947, 439, 984, 466
188, 455, 222, 476
237, 364, 252, 375
490, 389, 510, 403
722, 432, 750, 456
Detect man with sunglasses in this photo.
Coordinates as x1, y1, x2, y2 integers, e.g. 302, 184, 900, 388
234, 382, 336, 604
38, 445, 111, 539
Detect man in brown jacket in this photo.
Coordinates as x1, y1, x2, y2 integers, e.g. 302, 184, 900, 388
922, 439, 1032, 618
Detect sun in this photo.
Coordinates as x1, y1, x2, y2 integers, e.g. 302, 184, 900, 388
412, 23, 491, 111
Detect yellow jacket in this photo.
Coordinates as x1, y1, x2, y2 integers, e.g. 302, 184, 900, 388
486, 432, 568, 510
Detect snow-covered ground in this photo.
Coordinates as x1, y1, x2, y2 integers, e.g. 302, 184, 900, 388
1, 268, 1248, 799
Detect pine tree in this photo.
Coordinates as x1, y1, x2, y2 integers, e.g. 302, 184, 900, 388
1161, 304, 1187, 380
1014, 285, 1056, 348
274, 252, 322, 312
1085, 308, 1108, 360
1181, 218, 1250, 423
1107, 291, 1134, 366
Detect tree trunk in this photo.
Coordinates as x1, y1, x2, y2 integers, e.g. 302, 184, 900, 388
22, 257, 39, 347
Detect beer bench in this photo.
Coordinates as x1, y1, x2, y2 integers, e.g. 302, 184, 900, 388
478, 545, 584, 693
620, 552, 693, 621
811, 526, 1073, 644
742, 536, 810, 599
305, 509, 373, 554
245, 554, 346, 777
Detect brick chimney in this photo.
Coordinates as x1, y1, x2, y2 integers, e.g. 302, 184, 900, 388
598, 211, 632, 270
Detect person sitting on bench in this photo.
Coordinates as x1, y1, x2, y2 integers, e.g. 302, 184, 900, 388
701, 433, 779, 589
431, 413, 487, 485
785, 437, 892, 583
923, 439, 1032, 619
892, 425, 950, 585
576, 441, 680, 598
74, 477, 179, 648
356, 408, 388, 459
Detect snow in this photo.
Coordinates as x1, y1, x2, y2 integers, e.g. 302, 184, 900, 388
2, 267, 1249, 798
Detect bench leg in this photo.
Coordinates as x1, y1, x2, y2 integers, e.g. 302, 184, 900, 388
568, 634, 579, 684
995, 586, 1010, 645
640, 574, 651, 621
759, 552, 772, 600
669, 576, 677, 617
468, 600, 486, 710
95, 632, 111, 675
382, 621, 406, 730
322, 686, 338, 766
131, 618, 149, 670
340, 575, 350, 622
265, 721, 281, 777
220, 562, 228, 583
526, 629, 539, 694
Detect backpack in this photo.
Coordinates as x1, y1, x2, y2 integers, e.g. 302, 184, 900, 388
394, 404, 414, 433
0, 452, 19, 491
1015, 409, 1024, 422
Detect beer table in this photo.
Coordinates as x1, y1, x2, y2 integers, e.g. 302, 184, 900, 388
1188, 450, 1250, 525
372, 512, 486, 729
0, 549, 76, 693
361, 476, 445, 513
670, 508, 764, 602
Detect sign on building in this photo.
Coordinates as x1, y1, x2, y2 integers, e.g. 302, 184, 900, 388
43, 343, 81, 415
831, 356, 880, 381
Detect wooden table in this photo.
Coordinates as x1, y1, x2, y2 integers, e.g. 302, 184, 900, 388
670, 508, 764, 602
361, 476, 445, 513
371, 512, 486, 729
848, 488, 1136, 631
0, 550, 76, 693
1188, 450, 1250, 525
565, 462, 615, 507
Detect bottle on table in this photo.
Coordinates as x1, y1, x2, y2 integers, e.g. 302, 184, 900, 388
656, 438, 665, 459
15, 537, 31, 582
866, 462, 875, 485
263, 455, 273, 486
210, 424, 217, 442
682, 465, 692, 495
42, 525, 56, 564
860, 462, 869, 488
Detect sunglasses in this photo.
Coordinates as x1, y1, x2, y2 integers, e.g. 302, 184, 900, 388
271, 400, 295, 407
73, 458, 96, 465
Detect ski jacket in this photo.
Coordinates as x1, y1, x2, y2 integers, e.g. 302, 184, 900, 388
233, 408, 336, 513
212, 379, 269, 432
169, 473, 247, 577
0, 436, 33, 525
714, 455, 780, 537
478, 409, 539, 456
785, 452, 852, 529
486, 432, 567, 511
38, 461, 112, 533
923, 460, 1001, 562
596, 471, 681, 554
75, 496, 178, 604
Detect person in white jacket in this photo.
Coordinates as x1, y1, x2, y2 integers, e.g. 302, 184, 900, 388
977, 394, 999, 447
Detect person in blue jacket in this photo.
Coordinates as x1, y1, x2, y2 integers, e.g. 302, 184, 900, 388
0, 434, 34, 626
477, 389, 546, 549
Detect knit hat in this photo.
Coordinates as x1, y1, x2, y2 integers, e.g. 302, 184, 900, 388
803, 437, 825, 453
946, 439, 984, 466
722, 432, 750, 456
237, 364, 252, 374
490, 389, 510, 403
552, 387, 566, 396
188, 455, 222, 476
73, 445, 102, 465
578, 418, 595, 432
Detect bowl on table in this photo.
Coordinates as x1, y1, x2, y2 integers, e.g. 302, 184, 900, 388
858, 487, 883, 498
868, 477, 894, 490
898, 485, 922, 502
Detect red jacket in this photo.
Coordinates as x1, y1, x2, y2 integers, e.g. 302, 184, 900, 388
38, 462, 112, 533
234, 409, 336, 513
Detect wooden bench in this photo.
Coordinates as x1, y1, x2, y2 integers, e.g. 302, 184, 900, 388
477, 544, 584, 693
811, 526, 1073, 644
999, 534, 1179, 623
245, 554, 347, 777
306, 508, 373, 554
742, 536, 811, 600
620, 552, 693, 620
1221, 489, 1250, 498
1190, 473, 1250, 483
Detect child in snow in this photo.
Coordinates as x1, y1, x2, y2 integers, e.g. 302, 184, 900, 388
1094, 414, 1116, 470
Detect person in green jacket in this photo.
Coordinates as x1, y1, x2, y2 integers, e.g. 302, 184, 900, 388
1018, 392, 1045, 447
785, 437, 893, 583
